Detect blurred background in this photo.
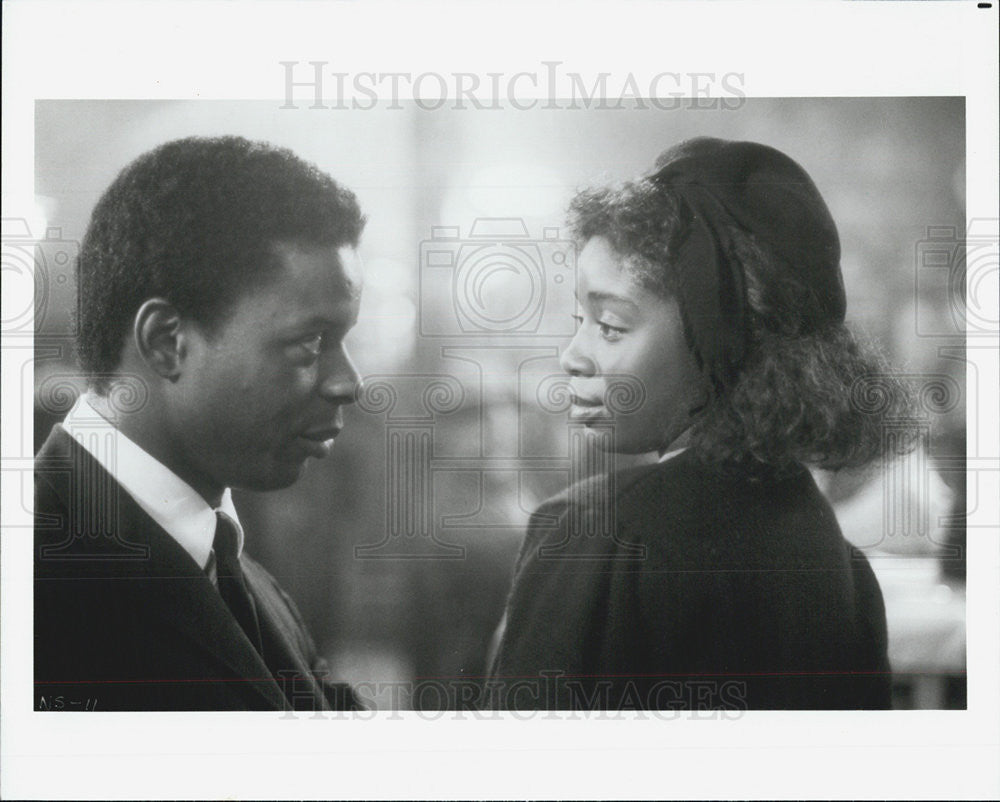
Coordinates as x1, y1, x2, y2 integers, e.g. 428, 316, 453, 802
24, 97, 968, 709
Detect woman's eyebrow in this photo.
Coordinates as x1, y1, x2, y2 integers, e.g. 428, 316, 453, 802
585, 290, 641, 312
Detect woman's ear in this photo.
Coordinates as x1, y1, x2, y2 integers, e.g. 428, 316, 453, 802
133, 298, 185, 381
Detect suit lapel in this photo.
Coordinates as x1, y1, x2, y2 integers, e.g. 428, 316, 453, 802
140, 564, 290, 710
38, 426, 289, 710
244, 560, 331, 711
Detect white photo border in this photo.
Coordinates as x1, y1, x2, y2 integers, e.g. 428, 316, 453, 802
2, 2, 998, 800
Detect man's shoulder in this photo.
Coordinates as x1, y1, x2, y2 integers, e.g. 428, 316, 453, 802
33, 424, 186, 574
34, 422, 72, 499
34, 424, 81, 565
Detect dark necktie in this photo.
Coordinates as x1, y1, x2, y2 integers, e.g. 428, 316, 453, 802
213, 512, 263, 655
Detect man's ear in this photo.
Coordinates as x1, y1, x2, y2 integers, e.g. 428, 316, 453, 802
133, 298, 186, 381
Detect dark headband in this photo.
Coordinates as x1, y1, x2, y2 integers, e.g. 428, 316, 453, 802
649, 137, 845, 392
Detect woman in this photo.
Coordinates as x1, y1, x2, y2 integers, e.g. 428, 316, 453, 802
487, 137, 913, 711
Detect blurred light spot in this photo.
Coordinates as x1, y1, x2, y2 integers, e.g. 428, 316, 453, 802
932, 584, 953, 604
352, 286, 417, 369
466, 163, 566, 218
363, 256, 413, 295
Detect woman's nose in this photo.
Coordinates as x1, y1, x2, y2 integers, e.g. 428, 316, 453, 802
560, 331, 596, 377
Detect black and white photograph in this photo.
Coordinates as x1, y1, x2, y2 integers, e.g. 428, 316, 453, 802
2, 2, 998, 800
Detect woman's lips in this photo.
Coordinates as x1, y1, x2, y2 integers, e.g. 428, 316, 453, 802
568, 394, 611, 421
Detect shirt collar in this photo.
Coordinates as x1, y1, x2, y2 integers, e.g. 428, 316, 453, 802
62, 393, 244, 570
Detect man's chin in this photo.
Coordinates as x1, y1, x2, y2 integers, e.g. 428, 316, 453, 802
234, 460, 307, 493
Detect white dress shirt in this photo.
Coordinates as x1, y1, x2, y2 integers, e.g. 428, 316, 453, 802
62, 393, 244, 577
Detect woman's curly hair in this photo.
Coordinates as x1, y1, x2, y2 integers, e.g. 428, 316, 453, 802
569, 177, 916, 472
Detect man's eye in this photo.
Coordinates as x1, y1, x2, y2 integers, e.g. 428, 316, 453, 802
303, 334, 323, 352
292, 334, 323, 359
570, 313, 584, 327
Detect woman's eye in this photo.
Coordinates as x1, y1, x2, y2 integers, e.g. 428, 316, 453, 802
598, 322, 626, 342
571, 310, 626, 341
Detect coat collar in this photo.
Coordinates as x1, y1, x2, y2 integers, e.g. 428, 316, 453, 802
62, 394, 244, 570
36, 424, 290, 710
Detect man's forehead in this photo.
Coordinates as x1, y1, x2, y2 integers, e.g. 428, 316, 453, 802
271, 240, 363, 297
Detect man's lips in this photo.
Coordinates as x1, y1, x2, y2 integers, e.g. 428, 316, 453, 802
300, 425, 342, 441
295, 425, 342, 458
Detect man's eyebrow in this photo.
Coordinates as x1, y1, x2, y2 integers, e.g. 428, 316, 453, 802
278, 312, 351, 332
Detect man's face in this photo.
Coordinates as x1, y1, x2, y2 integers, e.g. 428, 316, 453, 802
165, 241, 363, 495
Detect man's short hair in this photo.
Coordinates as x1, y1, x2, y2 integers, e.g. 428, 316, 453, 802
75, 136, 366, 392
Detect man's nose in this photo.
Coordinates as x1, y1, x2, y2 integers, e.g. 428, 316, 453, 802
318, 346, 362, 404
559, 330, 597, 377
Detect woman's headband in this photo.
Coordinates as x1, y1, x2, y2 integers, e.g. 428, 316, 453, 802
649, 137, 845, 392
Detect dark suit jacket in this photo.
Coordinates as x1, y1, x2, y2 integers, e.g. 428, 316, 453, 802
488, 451, 892, 710
34, 425, 358, 712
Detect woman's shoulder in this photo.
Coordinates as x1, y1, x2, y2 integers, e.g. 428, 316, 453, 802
585, 450, 787, 519
614, 451, 840, 565
620, 450, 824, 508
523, 450, 838, 560
520, 452, 725, 555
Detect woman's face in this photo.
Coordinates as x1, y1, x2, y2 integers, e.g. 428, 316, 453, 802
560, 236, 707, 454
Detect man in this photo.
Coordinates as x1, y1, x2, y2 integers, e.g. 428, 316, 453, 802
34, 136, 365, 711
